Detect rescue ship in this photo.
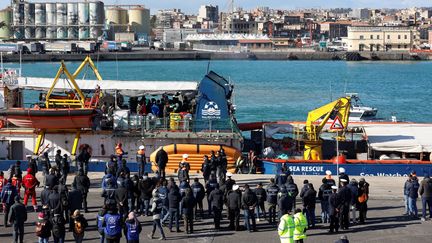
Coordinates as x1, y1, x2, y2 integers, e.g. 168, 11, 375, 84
0, 57, 243, 173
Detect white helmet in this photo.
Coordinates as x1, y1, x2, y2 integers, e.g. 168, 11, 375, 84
339, 167, 346, 173
139, 145, 145, 150
182, 154, 189, 159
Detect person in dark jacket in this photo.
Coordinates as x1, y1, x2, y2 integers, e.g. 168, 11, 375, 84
403, 175, 411, 215
77, 145, 91, 176
302, 183, 317, 228
60, 154, 70, 184
40, 186, 51, 208
58, 181, 69, 223
115, 181, 129, 218
68, 186, 83, 231
45, 168, 59, 190
48, 186, 62, 216
206, 173, 219, 215
286, 176, 299, 211
278, 186, 294, 220
155, 148, 168, 179
54, 150, 62, 169
39, 152, 51, 185
338, 179, 352, 230
72, 170, 90, 213
254, 182, 267, 221
9, 196, 27, 243
407, 175, 420, 219
191, 178, 205, 219
328, 185, 340, 233
178, 154, 190, 183
208, 183, 224, 230
319, 178, 333, 224
338, 167, 349, 188
168, 186, 181, 232
71, 210, 88, 243
201, 155, 211, 183
27, 156, 38, 176
139, 174, 154, 216
347, 179, 359, 224
51, 213, 66, 243
227, 184, 241, 231
117, 159, 130, 179
181, 188, 196, 234
1, 179, 17, 227
357, 178, 369, 224
419, 174, 432, 221
130, 174, 141, 212
266, 178, 279, 224
242, 184, 257, 232
225, 172, 236, 192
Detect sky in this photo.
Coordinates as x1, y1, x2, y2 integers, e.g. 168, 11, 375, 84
0, 0, 431, 14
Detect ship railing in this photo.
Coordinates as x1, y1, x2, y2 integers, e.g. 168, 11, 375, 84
115, 114, 239, 134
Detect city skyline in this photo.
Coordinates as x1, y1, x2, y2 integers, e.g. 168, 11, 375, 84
0, 0, 431, 14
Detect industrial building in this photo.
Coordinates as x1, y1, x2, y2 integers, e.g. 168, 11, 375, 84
0, 1, 150, 42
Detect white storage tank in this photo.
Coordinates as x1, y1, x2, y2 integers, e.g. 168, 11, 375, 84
78, 2, 89, 39
67, 3, 78, 39
45, 3, 56, 39
34, 3, 46, 39
106, 7, 128, 36
56, 3, 67, 39
89, 1, 104, 39
24, 3, 35, 39
0, 8, 12, 40
13, 3, 24, 39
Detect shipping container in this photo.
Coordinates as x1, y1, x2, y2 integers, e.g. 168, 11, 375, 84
101, 41, 119, 52
76, 42, 96, 53
44, 42, 77, 53
114, 32, 135, 42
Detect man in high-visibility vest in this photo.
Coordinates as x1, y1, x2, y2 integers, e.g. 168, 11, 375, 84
293, 208, 308, 243
278, 211, 295, 243
115, 143, 125, 161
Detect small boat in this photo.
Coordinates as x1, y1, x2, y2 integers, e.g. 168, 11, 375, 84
346, 93, 378, 121
0, 108, 96, 129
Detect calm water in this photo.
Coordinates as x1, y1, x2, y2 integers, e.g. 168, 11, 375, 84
5, 60, 432, 123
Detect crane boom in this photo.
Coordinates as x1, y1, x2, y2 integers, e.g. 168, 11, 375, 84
304, 96, 351, 160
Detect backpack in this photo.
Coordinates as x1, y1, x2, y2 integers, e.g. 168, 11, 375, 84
104, 214, 121, 237
51, 215, 64, 238
35, 221, 45, 237
74, 219, 84, 234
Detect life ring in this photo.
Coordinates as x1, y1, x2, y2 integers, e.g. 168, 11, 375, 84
0, 120, 4, 128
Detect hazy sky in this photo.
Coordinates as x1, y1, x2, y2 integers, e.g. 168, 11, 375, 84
1, 0, 431, 14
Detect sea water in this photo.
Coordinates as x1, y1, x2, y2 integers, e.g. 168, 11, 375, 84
5, 60, 432, 123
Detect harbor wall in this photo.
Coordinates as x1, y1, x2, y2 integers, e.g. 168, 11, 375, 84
2, 50, 432, 62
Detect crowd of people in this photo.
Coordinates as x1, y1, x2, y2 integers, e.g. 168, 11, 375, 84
0, 143, 373, 243
403, 171, 432, 221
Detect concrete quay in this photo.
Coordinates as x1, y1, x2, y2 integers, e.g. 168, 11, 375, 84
0, 173, 428, 243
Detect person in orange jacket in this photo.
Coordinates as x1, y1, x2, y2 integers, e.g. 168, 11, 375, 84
115, 143, 126, 161
22, 168, 40, 211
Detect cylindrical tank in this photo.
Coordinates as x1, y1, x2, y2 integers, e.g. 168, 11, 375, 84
129, 7, 150, 35
46, 3, 56, 39
0, 8, 12, 40
78, 2, 89, 39
56, 3, 67, 39
13, 3, 24, 39
106, 7, 128, 34
24, 3, 35, 39
35, 3, 46, 39
67, 3, 78, 39
89, 1, 104, 39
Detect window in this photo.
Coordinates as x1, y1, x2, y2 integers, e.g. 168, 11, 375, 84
387, 35, 390, 39
404, 45, 408, 49
370, 35, 373, 39
360, 35, 364, 40
398, 35, 401, 39
377, 35, 380, 39
404, 35, 407, 39
398, 45, 401, 49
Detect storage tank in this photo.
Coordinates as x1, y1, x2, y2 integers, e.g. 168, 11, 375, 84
89, 1, 104, 39
35, 3, 46, 39
78, 2, 89, 39
13, 3, 24, 39
106, 7, 128, 35
56, 3, 67, 39
0, 8, 12, 40
67, 3, 78, 39
129, 7, 150, 35
24, 3, 35, 39
46, 3, 56, 39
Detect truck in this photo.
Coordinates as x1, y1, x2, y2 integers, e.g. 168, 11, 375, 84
153, 41, 165, 51
120, 42, 132, 52
0, 43, 29, 54
101, 41, 119, 52
44, 42, 77, 53
76, 42, 97, 53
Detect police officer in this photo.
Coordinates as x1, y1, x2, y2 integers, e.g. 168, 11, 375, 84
266, 178, 279, 224
338, 179, 352, 230
54, 149, 62, 169
60, 154, 70, 184
328, 185, 340, 233
278, 186, 294, 221
1, 179, 17, 227
276, 164, 290, 186
191, 178, 205, 219
225, 172, 236, 191
227, 184, 241, 231
27, 156, 38, 176
286, 176, 299, 211
9, 196, 27, 243
319, 178, 332, 224
178, 154, 190, 183
72, 169, 91, 213
136, 145, 146, 178
206, 173, 218, 215
338, 168, 349, 188
208, 183, 224, 230
255, 182, 267, 222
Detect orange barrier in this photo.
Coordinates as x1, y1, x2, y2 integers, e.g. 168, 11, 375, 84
150, 144, 242, 174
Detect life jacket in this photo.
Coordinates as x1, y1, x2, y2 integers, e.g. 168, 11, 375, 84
104, 213, 122, 237
126, 221, 140, 241
293, 212, 308, 240
74, 219, 84, 234
278, 214, 295, 243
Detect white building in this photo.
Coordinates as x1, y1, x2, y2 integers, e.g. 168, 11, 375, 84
197, 5, 219, 23
350, 8, 370, 20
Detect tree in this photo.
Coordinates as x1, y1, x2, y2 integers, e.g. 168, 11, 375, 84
0, 21, 5, 29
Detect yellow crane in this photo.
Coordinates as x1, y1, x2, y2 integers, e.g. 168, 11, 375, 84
304, 96, 351, 160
